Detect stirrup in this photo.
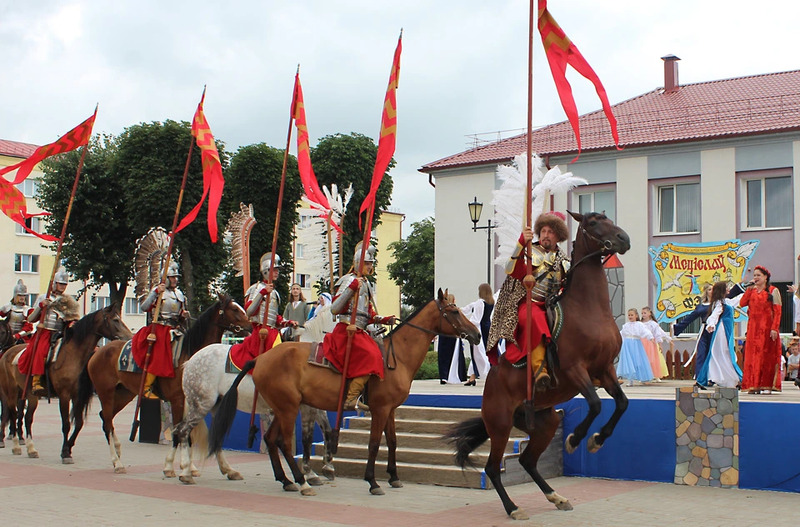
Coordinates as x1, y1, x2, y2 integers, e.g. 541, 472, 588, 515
31, 382, 47, 397
534, 371, 551, 392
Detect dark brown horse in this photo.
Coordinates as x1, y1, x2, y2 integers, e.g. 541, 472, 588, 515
446, 211, 631, 520
82, 294, 249, 474
209, 288, 481, 496
0, 304, 132, 461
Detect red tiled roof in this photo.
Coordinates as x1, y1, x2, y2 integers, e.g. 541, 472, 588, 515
0, 139, 38, 159
421, 69, 800, 172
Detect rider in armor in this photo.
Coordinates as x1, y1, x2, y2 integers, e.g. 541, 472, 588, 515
132, 261, 188, 399
19, 267, 72, 396
323, 242, 396, 411
0, 279, 33, 345
237, 253, 297, 361
486, 211, 569, 391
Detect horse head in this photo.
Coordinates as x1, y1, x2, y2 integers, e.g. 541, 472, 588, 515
436, 288, 481, 345
216, 293, 251, 337
568, 211, 630, 258
100, 304, 133, 341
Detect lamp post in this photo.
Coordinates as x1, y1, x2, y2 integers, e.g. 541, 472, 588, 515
468, 196, 495, 285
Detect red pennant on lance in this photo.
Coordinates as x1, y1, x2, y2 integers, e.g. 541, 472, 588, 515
537, 0, 620, 161
0, 179, 58, 241
0, 111, 97, 184
174, 91, 225, 243
291, 73, 343, 234
359, 33, 402, 226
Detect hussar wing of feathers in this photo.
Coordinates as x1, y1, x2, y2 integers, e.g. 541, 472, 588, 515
133, 227, 170, 303
226, 203, 256, 277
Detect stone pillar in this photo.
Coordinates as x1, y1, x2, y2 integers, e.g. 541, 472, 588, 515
674, 386, 739, 487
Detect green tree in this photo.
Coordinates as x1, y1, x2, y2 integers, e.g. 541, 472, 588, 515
113, 120, 231, 314
220, 143, 303, 306
387, 217, 434, 311
37, 134, 133, 310
311, 132, 394, 274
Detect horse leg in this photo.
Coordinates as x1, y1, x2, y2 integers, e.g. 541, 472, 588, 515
275, 414, 315, 496
264, 420, 294, 490
562, 367, 603, 454
384, 408, 402, 488
99, 387, 133, 474
0, 401, 7, 447
513, 407, 573, 511
10, 399, 22, 456
363, 408, 390, 495
316, 409, 335, 480
58, 396, 73, 463
483, 405, 526, 519
23, 396, 38, 459
299, 404, 323, 486
586, 365, 629, 453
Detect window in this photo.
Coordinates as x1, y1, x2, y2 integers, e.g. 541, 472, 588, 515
296, 273, 311, 288
125, 298, 143, 315
577, 190, 615, 222
298, 215, 313, 229
295, 243, 305, 259
15, 216, 41, 236
14, 254, 39, 273
90, 296, 111, 311
657, 182, 700, 234
26, 293, 38, 306
744, 175, 791, 229
15, 179, 38, 198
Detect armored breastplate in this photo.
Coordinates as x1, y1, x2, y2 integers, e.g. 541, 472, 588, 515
158, 289, 185, 326
40, 295, 65, 332
4, 305, 28, 332
531, 247, 564, 303
333, 275, 373, 329
246, 282, 280, 327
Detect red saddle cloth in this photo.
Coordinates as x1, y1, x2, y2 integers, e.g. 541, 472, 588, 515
228, 326, 281, 372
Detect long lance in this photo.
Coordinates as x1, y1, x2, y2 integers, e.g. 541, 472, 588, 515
330, 203, 374, 453
327, 210, 335, 291
130, 116, 195, 441
523, 0, 537, 427
21, 110, 94, 402
246, 69, 297, 448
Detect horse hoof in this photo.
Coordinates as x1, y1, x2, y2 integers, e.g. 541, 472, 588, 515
322, 466, 335, 480
62, 457, 74, 465
114, 466, 127, 474
164, 470, 176, 478
283, 482, 300, 492
307, 476, 323, 486
226, 471, 243, 481
300, 487, 317, 496
179, 476, 196, 485
556, 500, 573, 511
28, 451, 39, 459
369, 486, 385, 496
389, 480, 404, 488
0, 442, 4, 448
587, 433, 602, 453
12, 447, 22, 456
191, 470, 201, 477
564, 433, 578, 454
510, 509, 530, 520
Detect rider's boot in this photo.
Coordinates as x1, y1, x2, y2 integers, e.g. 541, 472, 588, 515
31, 375, 46, 397
344, 375, 369, 411
531, 343, 551, 391
142, 373, 159, 400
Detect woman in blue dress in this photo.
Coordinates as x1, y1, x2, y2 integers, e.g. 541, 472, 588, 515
698, 281, 743, 388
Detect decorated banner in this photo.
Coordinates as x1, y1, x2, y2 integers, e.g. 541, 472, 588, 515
648, 239, 759, 322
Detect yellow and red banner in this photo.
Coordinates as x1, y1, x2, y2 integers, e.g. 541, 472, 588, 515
175, 90, 225, 243
359, 32, 401, 223
0, 111, 97, 184
537, 0, 619, 160
649, 239, 759, 322
0, 179, 57, 241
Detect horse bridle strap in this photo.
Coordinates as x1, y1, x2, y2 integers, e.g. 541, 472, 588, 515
385, 301, 465, 371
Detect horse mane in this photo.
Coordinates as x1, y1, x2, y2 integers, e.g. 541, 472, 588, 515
386, 298, 435, 338
63, 307, 104, 345
182, 296, 227, 355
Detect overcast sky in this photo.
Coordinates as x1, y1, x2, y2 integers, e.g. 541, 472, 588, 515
3, 1, 800, 232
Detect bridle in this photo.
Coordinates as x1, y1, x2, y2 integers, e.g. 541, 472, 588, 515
216, 299, 246, 335
568, 220, 616, 275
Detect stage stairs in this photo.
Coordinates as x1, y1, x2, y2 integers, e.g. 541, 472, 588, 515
304, 405, 563, 489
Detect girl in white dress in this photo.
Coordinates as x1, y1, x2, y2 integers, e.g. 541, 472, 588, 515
701, 281, 743, 388
617, 309, 655, 386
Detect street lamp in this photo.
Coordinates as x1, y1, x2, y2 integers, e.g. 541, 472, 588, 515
468, 196, 495, 285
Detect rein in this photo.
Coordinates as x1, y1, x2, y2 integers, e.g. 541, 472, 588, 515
560, 222, 617, 295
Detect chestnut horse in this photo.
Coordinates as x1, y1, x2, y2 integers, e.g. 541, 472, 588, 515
81, 294, 249, 474
209, 288, 481, 496
446, 211, 631, 521
0, 304, 132, 461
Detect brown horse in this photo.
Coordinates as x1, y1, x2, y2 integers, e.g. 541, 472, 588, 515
209, 288, 481, 496
0, 304, 132, 461
83, 294, 249, 474
446, 211, 631, 520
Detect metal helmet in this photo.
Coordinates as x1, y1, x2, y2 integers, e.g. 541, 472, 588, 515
54, 266, 70, 285
260, 252, 280, 276
13, 279, 27, 296
353, 241, 377, 267
167, 261, 180, 278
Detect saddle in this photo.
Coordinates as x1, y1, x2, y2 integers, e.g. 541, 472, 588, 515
306, 325, 390, 374
117, 331, 185, 373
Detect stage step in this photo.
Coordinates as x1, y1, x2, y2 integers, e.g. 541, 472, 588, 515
303, 405, 563, 489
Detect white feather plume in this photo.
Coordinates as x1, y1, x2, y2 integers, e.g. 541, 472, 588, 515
298, 183, 353, 285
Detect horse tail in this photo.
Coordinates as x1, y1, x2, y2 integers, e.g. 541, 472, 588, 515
72, 362, 94, 423
208, 360, 255, 456
443, 416, 489, 469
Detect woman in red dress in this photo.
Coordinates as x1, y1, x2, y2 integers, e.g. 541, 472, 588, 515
739, 265, 782, 394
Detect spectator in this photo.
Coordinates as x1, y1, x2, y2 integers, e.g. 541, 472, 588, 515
699, 281, 743, 388
460, 283, 494, 386
617, 308, 654, 386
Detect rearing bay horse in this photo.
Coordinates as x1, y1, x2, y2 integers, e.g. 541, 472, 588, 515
0, 304, 132, 461
446, 211, 631, 521
81, 294, 249, 474
209, 288, 481, 496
